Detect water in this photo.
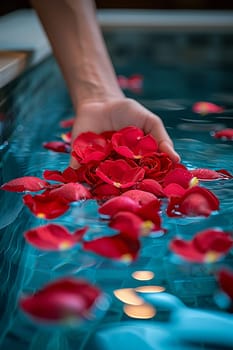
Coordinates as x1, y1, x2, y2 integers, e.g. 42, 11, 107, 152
0, 31, 233, 350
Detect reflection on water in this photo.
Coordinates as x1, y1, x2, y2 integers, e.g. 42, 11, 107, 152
0, 51, 233, 350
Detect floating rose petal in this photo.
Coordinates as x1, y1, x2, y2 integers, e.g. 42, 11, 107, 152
96, 159, 145, 189
72, 132, 111, 164
170, 228, 233, 263
166, 186, 219, 217
19, 277, 102, 324
212, 128, 233, 141
23, 193, 70, 219
190, 168, 233, 181
43, 141, 71, 153
82, 234, 140, 262
59, 118, 75, 128
112, 126, 157, 159
99, 196, 140, 217
1, 176, 49, 192
136, 200, 164, 235
163, 168, 197, 189
192, 101, 224, 115
218, 269, 233, 301
117, 74, 143, 93
24, 223, 87, 251
49, 183, 91, 202
43, 167, 79, 183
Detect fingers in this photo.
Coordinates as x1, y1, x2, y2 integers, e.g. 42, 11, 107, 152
158, 140, 181, 163
144, 112, 181, 163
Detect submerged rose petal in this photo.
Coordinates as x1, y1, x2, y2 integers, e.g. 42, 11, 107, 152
117, 74, 143, 93
19, 277, 102, 324
24, 223, 87, 251
43, 141, 71, 153
192, 101, 224, 115
212, 128, 233, 141
1, 176, 49, 192
96, 159, 145, 189
82, 234, 140, 262
167, 186, 219, 217
72, 132, 111, 164
112, 126, 157, 159
49, 183, 91, 202
170, 228, 233, 263
190, 168, 233, 181
59, 118, 74, 128
23, 193, 70, 219
218, 269, 233, 301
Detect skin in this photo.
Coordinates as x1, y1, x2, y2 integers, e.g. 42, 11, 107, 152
31, 0, 180, 168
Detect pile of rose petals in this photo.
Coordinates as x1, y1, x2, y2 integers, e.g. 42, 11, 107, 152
1, 124, 233, 323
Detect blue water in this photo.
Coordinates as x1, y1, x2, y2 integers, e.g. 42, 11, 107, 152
1, 32, 233, 350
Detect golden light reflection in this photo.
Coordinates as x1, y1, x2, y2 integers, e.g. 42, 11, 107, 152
135, 285, 165, 293
124, 303, 156, 319
131, 270, 154, 281
113, 288, 144, 305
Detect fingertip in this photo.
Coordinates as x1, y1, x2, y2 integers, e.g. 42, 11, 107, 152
159, 140, 181, 163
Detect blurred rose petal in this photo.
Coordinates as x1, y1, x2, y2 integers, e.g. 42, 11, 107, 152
1, 176, 49, 192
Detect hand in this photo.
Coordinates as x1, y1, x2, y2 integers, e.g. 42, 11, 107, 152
70, 98, 180, 168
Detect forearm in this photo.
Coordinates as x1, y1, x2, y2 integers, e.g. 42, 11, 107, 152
31, 0, 124, 111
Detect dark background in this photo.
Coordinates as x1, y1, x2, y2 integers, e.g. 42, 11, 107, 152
1, 0, 233, 16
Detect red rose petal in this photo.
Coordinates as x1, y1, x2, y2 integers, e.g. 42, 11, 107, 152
83, 234, 140, 262
190, 168, 233, 181
167, 186, 219, 217
43, 167, 79, 183
59, 118, 75, 128
23, 193, 70, 219
121, 189, 158, 207
218, 269, 233, 300
212, 128, 233, 141
19, 277, 102, 323
1, 176, 49, 192
112, 126, 157, 159
43, 141, 71, 153
49, 183, 91, 202
192, 101, 224, 115
163, 168, 196, 189
72, 132, 111, 164
96, 159, 145, 189
98, 196, 140, 217
136, 179, 165, 197
24, 223, 87, 251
